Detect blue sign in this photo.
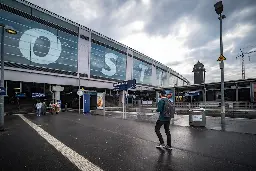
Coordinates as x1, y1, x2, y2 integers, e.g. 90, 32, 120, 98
57, 100, 62, 108
185, 91, 200, 97
0, 87, 6, 96
32, 93, 45, 98
113, 79, 136, 91
16, 93, 26, 98
83, 94, 90, 113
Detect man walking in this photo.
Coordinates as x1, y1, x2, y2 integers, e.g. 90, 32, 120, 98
155, 90, 173, 150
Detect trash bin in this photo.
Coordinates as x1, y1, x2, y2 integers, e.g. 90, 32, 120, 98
189, 107, 206, 127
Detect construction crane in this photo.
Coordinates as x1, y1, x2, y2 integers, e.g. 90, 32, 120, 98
236, 48, 256, 79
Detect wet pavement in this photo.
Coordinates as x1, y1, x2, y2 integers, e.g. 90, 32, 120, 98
105, 111, 256, 135
1, 112, 256, 171
0, 115, 79, 171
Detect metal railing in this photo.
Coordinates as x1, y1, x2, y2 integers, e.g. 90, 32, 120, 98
175, 102, 256, 110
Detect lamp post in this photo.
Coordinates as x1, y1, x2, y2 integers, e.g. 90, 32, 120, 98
214, 1, 226, 125
0, 24, 17, 131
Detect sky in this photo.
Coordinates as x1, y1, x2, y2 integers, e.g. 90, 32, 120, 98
27, 0, 256, 84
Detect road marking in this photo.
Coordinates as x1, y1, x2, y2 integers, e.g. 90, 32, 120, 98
18, 114, 103, 171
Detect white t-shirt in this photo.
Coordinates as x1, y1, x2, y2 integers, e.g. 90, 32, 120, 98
36, 102, 42, 109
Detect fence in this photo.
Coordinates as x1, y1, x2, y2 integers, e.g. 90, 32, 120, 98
175, 101, 256, 109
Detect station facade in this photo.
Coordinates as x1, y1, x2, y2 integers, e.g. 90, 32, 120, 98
0, 0, 189, 109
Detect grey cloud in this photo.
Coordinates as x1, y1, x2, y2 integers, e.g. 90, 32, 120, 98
166, 60, 184, 66
143, 0, 201, 36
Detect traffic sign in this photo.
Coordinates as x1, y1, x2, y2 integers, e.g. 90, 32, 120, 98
77, 89, 84, 96
113, 79, 136, 91
0, 87, 6, 96
217, 54, 226, 61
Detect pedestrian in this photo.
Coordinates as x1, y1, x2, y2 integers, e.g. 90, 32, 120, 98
155, 90, 174, 150
41, 102, 46, 115
36, 101, 42, 116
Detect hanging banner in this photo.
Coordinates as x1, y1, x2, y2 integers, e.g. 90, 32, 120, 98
156, 90, 175, 103
97, 93, 104, 109
165, 89, 175, 103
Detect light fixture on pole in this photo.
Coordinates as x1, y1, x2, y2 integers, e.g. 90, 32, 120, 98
214, 1, 226, 125
0, 24, 17, 131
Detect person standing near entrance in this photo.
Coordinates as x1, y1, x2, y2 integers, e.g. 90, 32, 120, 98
36, 101, 42, 116
155, 90, 174, 150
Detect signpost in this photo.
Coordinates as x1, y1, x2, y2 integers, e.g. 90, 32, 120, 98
77, 89, 84, 96
77, 88, 84, 114
113, 79, 136, 119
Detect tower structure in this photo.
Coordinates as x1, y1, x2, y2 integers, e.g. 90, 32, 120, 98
192, 61, 206, 84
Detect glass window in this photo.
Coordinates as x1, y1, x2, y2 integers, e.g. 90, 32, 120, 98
0, 10, 78, 72
90, 43, 127, 80
133, 51, 152, 64
178, 78, 183, 86
133, 58, 152, 85
156, 68, 168, 87
156, 68, 162, 86
91, 33, 127, 52
169, 74, 177, 87
162, 72, 168, 87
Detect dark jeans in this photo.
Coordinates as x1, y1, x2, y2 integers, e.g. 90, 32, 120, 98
155, 120, 171, 146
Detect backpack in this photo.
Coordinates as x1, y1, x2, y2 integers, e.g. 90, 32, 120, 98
162, 98, 175, 118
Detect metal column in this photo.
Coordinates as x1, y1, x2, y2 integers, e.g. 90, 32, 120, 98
219, 14, 225, 124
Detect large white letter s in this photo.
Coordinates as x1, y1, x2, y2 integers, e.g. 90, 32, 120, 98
102, 53, 117, 76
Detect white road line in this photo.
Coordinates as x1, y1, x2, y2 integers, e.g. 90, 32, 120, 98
18, 114, 103, 171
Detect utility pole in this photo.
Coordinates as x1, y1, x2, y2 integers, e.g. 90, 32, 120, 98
203, 69, 206, 108
236, 49, 245, 79
214, 1, 226, 125
241, 49, 245, 79
236, 48, 255, 79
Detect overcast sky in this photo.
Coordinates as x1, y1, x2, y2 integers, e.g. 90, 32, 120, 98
28, 0, 256, 84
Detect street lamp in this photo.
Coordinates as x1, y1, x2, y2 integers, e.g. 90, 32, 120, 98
214, 1, 226, 125
0, 24, 17, 131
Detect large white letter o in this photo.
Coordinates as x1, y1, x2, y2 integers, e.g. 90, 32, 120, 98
19, 28, 62, 65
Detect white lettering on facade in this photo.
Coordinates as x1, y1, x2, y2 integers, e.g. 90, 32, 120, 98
139, 64, 148, 82
102, 53, 118, 76
19, 28, 62, 65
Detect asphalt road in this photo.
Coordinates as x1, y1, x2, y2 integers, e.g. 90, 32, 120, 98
1, 112, 256, 171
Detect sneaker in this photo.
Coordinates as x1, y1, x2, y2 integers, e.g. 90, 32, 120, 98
156, 144, 165, 148
164, 145, 173, 150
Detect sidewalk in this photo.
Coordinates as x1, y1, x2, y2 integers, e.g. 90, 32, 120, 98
1, 112, 255, 171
